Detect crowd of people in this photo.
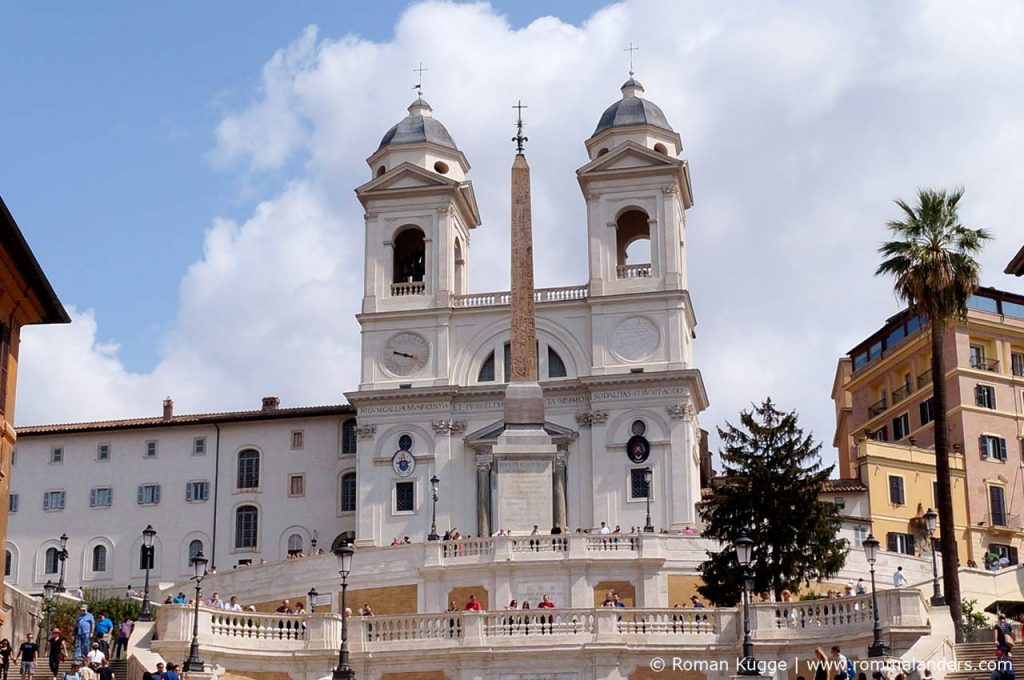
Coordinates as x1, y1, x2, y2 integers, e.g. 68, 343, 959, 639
3, 604, 130, 680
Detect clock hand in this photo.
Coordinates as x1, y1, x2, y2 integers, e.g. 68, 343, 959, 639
393, 351, 415, 358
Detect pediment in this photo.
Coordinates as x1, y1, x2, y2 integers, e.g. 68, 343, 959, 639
577, 141, 682, 176
355, 162, 457, 196
465, 419, 577, 448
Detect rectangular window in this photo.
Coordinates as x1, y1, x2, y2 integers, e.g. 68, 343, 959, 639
980, 435, 1008, 462
919, 398, 934, 426
629, 468, 651, 500
989, 543, 1020, 567
888, 475, 905, 505
886, 532, 916, 555
97, 444, 110, 461
193, 437, 206, 456
1012, 352, 1024, 378
43, 490, 66, 511
394, 481, 415, 513
289, 474, 305, 497
872, 426, 888, 442
340, 473, 357, 512
145, 440, 158, 458
990, 486, 1007, 527
854, 525, 868, 545
8, 493, 18, 513
137, 484, 161, 505
291, 430, 304, 450
976, 385, 996, 409
186, 481, 209, 502
892, 413, 910, 441
970, 344, 986, 368
90, 487, 112, 508
51, 447, 63, 464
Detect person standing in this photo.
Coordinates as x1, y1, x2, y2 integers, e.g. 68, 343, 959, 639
892, 566, 908, 588
60, 662, 83, 680
93, 616, 112, 656
0, 639, 12, 680
994, 613, 1014, 652
112, 619, 132, 661
74, 606, 95, 662
95, 659, 114, 680
162, 663, 180, 680
46, 628, 67, 680
14, 633, 39, 680
464, 595, 482, 611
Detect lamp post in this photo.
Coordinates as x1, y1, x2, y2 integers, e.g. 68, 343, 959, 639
734, 531, 759, 675
333, 542, 355, 680
428, 475, 440, 541
43, 579, 56, 635
643, 467, 655, 533
862, 534, 890, 658
56, 533, 69, 593
183, 551, 208, 672
923, 508, 945, 606
139, 525, 156, 621
308, 587, 319, 614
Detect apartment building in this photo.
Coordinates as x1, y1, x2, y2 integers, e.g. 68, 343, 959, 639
833, 286, 1024, 564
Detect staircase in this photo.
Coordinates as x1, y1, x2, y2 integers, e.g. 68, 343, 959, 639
31, 659, 128, 680
948, 642, 1019, 680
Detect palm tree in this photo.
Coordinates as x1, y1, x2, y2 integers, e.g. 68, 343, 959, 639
876, 187, 991, 643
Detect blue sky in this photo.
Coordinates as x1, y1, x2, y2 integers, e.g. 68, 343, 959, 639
0, 1, 593, 372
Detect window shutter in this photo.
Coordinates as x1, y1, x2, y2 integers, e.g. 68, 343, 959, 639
137, 486, 144, 504
43, 493, 50, 510
1010, 547, 1019, 566
186, 483, 194, 501
975, 385, 984, 406
998, 438, 1008, 461
907, 534, 916, 555
153, 485, 160, 504
90, 489, 97, 507
980, 435, 989, 458
886, 533, 897, 552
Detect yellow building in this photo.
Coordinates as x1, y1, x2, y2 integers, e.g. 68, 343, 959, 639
0, 196, 69, 623
854, 438, 972, 564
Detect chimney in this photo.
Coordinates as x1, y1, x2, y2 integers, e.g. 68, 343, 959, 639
262, 396, 280, 411
162, 397, 174, 421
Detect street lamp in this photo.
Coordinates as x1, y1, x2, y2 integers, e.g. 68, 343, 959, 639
333, 541, 355, 680
862, 534, 890, 658
308, 587, 319, 614
643, 467, 655, 533
923, 508, 945, 606
56, 533, 69, 593
428, 475, 440, 541
734, 530, 759, 675
42, 580, 56, 635
139, 525, 157, 621
183, 551, 208, 672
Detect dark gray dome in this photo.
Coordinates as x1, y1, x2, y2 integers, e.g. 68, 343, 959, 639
378, 98, 458, 151
592, 78, 674, 137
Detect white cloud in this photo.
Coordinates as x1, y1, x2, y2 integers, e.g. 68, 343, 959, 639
17, 1, 1024, 472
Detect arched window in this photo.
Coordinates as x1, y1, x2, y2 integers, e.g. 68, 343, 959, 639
478, 351, 496, 382
287, 534, 304, 556
44, 547, 59, 574
340, 473, 357, 513
92, 545, 107, 573
237, 449, 260, 489
235, 506, 259, 550
393, 228, 426, 284
615, 209, 651, 278
4, 550, 11, 577
342, 419, 357, 454
188, 540, 203, 566
548, 347, 567, 378
454, 239, 466, 296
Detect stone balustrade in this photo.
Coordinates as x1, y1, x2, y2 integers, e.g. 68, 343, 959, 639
452, 284, 589, 308
616, 263, 652, 279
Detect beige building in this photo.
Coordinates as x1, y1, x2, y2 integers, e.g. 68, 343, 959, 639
0, 195, 69, 626
833, 286, 1024, 566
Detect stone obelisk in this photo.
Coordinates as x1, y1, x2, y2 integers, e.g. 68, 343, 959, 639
492, 102, 558, 534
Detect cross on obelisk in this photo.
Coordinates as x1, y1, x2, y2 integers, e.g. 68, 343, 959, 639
512, 100, 528, 154
413, 62, 429, 95
624, 42, 639, 76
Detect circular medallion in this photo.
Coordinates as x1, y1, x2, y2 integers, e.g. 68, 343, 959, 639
398, 434, 413, 451
626, 435, 650, 464
631, 419, 647, 436
382, 332, 430, 376
611, 317, 660, 363
392, 449, 416, 477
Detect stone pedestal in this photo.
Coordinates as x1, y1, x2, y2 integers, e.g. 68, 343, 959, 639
492, 425, 557, 533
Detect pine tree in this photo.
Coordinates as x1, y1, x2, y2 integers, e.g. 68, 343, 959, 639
698, 398, 847, 606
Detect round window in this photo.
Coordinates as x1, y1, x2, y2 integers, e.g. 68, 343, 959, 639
631, 420, 647, 436
398, 434, 413, 451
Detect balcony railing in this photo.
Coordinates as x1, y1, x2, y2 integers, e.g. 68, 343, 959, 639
892, 384, 911, 404
917, 370, 933, 389
970, 357, 999, 372
452, 284, 589, 308
391, 281, 425, 296
985, 513, 1022, 530
616, 263, 652, 279
868, 397, 888, 418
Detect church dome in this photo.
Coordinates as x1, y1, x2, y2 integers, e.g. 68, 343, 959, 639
378, 97, 459, 151
592, 77, 674, 137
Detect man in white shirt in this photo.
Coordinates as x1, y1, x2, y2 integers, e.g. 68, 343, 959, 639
893, 566, 908, 588
207, 592, 225, 609
86, 643, 105, 669
598, 522, 611, 535
225, 596, 243, 612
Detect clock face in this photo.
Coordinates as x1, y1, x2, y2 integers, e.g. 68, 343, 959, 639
381, 332, 430, 376
611, 317, 660, 363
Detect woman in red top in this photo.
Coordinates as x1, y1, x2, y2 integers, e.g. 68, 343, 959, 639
464, 595, 481, 611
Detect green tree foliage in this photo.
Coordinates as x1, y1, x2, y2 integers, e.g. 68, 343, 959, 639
698, 398, 847, 606
876, 187, 991, 643
41, 595, 140, 643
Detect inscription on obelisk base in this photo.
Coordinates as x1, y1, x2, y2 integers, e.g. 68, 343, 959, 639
493, 428, 557, 533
